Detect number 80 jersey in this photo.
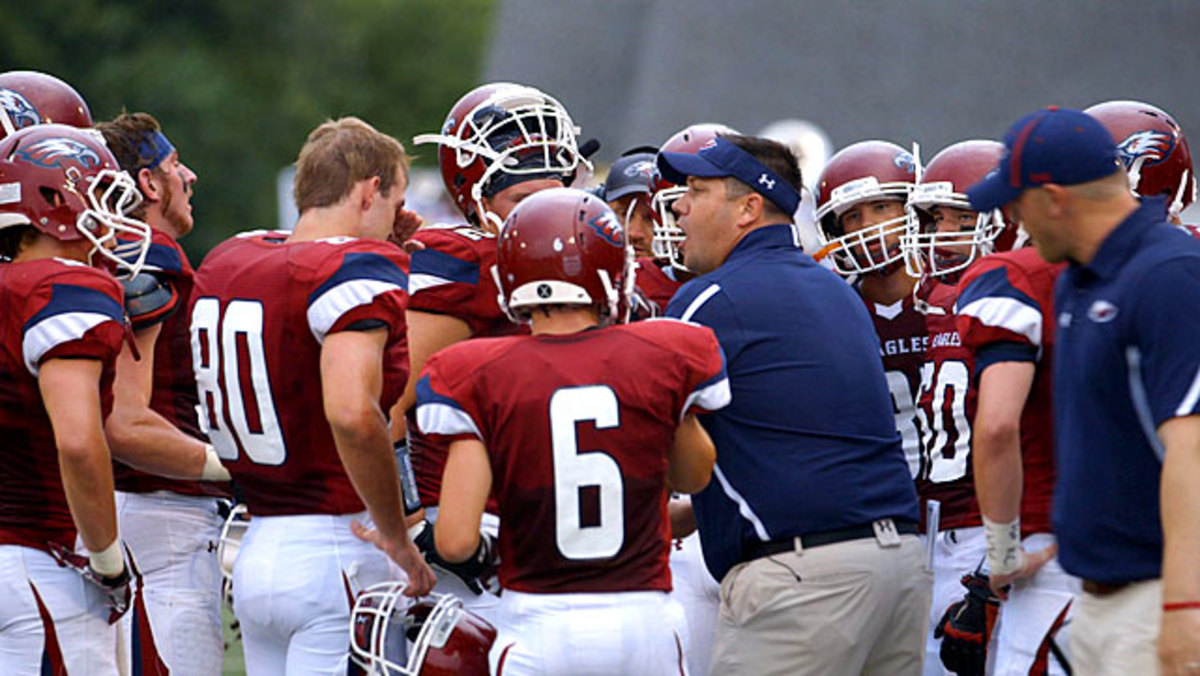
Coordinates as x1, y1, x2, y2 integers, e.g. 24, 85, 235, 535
190, 232, 411, 516
416, 319, 730, 594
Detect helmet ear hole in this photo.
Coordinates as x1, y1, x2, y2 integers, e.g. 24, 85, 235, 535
38, 185, 63, 208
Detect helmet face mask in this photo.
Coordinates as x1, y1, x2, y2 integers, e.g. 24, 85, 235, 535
648, 123, 738, 273
349, 582, 495, 676
0, 124, 150, 277
415, 83, 589, 231
814, 141, 917, 277
898, 139, 1018, 281
494, 187, 635, 327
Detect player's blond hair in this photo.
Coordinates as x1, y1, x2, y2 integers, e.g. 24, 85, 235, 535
294, 117, 409, 213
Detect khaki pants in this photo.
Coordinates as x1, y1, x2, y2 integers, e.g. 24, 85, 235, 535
711, 533, 931, 676
1071, 578, 1161, 676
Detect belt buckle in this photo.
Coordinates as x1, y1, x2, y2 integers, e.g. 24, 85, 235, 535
872, 518, 902, 548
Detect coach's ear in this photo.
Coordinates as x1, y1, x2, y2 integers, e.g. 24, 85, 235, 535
137, 167, 162, 203
735, 190, 765, 231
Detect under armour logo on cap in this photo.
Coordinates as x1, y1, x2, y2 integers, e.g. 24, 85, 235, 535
758, 174, 775, 190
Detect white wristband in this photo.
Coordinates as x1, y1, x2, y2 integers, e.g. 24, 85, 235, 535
89, 539, 125, 577
201, 444, 231, 482
983, 515, 1023, 577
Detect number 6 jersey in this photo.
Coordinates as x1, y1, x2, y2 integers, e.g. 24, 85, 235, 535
190, 232, 410, 516
416, 319, 730, 594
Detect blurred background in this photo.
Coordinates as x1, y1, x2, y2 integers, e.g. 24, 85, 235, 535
5, 0, 1198, 256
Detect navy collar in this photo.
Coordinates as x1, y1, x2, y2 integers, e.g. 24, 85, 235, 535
1078, 197, 1168, 280
723, 223, 797, 264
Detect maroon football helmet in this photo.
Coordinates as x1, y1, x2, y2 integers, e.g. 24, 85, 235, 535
413, 82, 588, 232
902, 140, 1023, 279
494, 187, 634, 325
814, 140, 917, 276
350, 582, 495, 676
0, 71, 92, 140
649, 123, 738, 271
0, 124, 150, 276
1085, 100, 1196, 221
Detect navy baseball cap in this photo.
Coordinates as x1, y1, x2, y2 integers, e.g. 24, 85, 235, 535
603, 152, 658, 201
968, 106, 1124, 211
657, 137, 801, 215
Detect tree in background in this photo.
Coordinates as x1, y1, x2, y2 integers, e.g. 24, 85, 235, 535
1, 0, 495, 257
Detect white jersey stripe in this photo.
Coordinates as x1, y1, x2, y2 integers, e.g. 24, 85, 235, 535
957, 296, 1043, 346
407, 273, 456, 295
306, 279, 403, 343
23, 311, 114, 376
416, 402, 483, 440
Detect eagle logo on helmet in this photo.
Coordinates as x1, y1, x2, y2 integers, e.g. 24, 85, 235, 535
0, 89, 41, 130
894, 151, 917, 173
587, 212, 624, 247
1117, 130, 1174, 167
623, 160, 655, 180
17, 138, 102, 170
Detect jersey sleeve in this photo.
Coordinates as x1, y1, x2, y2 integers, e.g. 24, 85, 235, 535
955, 261, 1044, 371
1132, 257, 1200, 425
655, 319, 731, 417
22, 269, 126, 376
413, 350, 485, 443
306, 246, 409, 344
407, 228, 486, 315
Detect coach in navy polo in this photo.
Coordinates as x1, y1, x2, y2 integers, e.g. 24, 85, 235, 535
658, 134, 928, 676
969, 106, 1200, 676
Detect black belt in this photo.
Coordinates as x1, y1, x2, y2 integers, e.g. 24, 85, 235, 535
743, 520, 919, 562
1082, 579, 1131, 597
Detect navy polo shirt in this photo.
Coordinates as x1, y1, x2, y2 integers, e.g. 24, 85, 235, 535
1053, 199, 1200, 584
666, 224, 920, 581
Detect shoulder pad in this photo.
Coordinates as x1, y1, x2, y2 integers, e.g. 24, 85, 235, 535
121, 272, 179, 331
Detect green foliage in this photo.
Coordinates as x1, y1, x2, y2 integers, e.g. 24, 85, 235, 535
0, 0, 495, 257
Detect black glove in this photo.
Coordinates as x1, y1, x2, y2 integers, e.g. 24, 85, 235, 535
934, 572, 1000, 676
410, 520, 498, 596
46, 542, 132, 624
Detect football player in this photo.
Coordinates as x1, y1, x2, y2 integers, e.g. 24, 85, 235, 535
903, 140, 1071, 676
189, 118, 434, 675
603, 147, 658, 258
0, 124, 151, 674
418, 187, 728, 675
815, 141, 925, 480
98, 111, 232, 675
396, 82, 590, 615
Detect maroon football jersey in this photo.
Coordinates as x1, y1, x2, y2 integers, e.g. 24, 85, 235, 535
0, 259, 125, 551
406, 224, 527, 508
914, 279, 981, 530
417, 319, 729, 594
860, 292, 928, 478
190, 232, 410, 516
957, 248, 1065, 535
634, 258, 684, 316
115, 229, 230, 498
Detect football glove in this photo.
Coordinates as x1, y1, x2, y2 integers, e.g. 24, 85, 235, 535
46, 542, 132, 624
934, 572, 1001, 676
410, 519, 498, 596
